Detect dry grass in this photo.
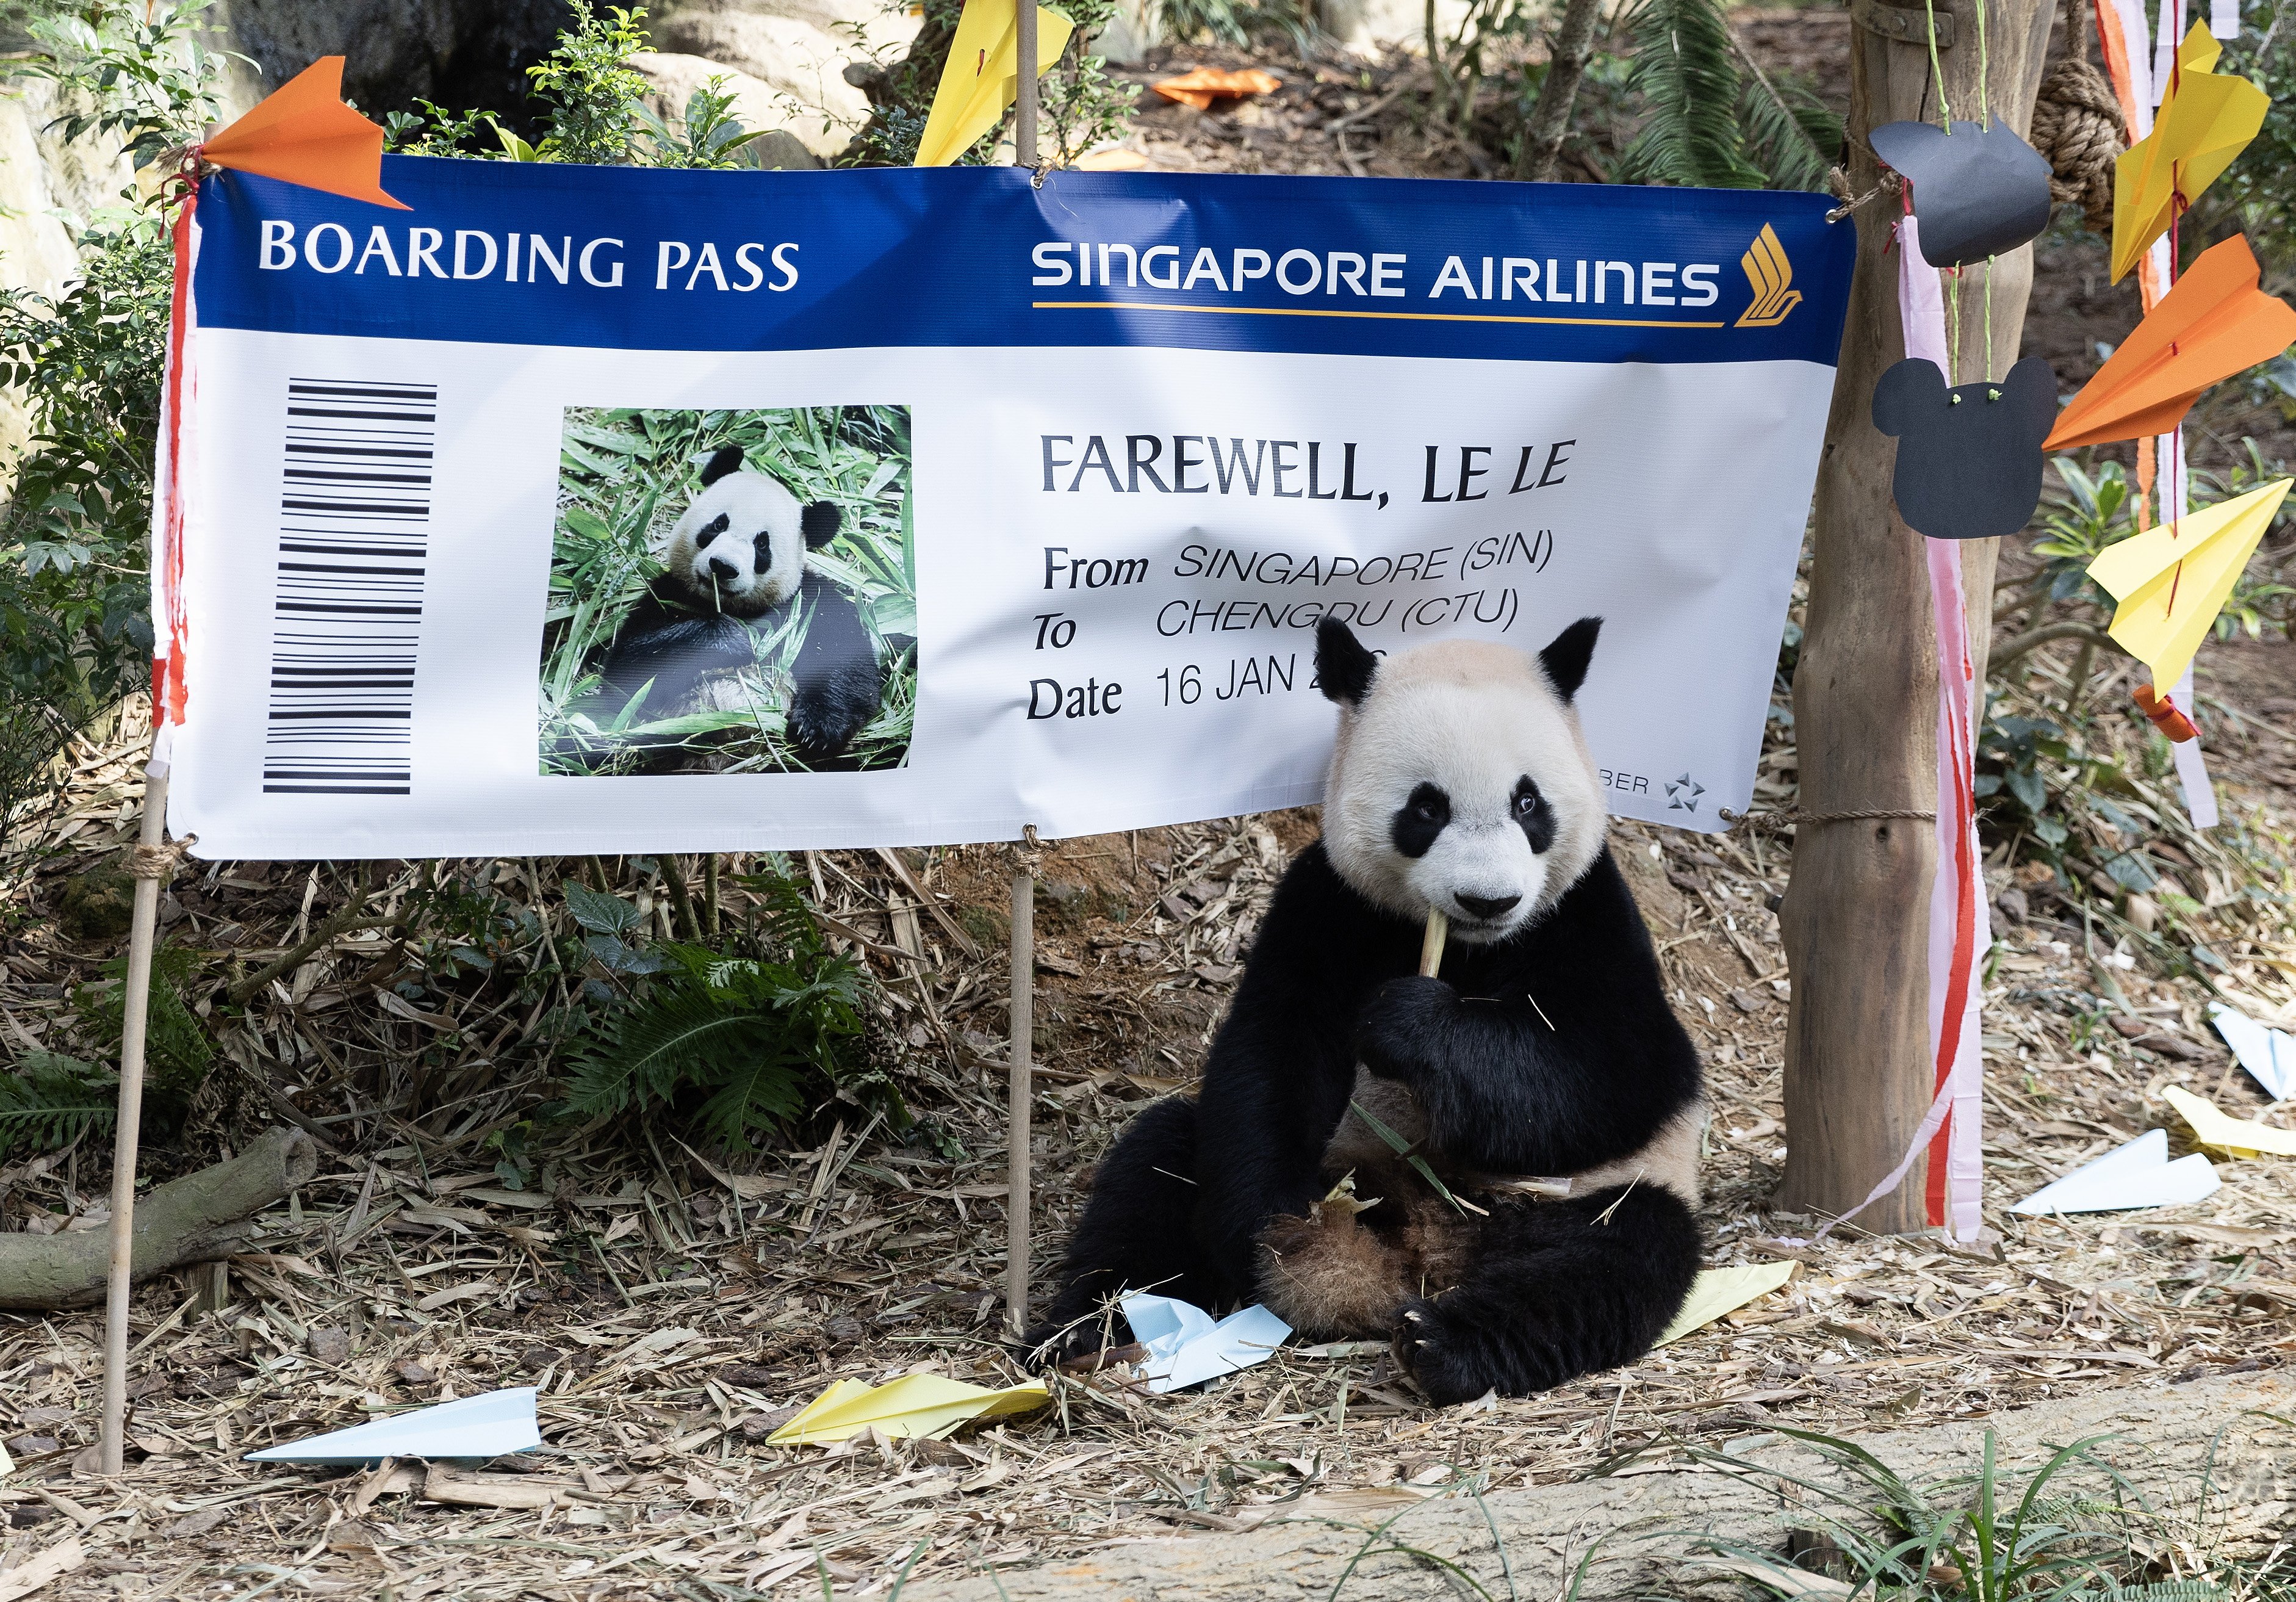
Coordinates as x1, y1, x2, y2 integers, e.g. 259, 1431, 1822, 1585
8, 644, 2296, 1599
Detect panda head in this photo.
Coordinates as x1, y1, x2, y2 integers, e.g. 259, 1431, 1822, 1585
1316, 616, 1607, 945
660, 444, 842, 619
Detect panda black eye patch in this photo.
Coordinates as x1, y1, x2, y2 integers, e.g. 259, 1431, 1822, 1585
693, 512, 729, 549
752, 530, 773, 569
1513, 775, 1555, 854
1390, 782, 1451, 858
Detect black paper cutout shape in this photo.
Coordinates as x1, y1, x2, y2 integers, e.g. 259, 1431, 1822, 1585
1872, 355, 2056, 541
1868, 120, 2054, 267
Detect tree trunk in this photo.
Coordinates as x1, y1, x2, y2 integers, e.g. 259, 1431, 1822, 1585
1516, 0, 1606, 181
1777, 0, 2053, 1230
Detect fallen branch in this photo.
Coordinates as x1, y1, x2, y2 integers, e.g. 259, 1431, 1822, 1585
226, 863, 378, 1005
0, 1126, 317, 1309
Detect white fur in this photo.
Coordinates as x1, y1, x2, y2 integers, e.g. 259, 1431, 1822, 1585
1323, 640, 1606, 944
660, 469, 808, 616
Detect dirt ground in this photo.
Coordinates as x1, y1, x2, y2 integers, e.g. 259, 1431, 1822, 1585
9, 10, 2296, 1601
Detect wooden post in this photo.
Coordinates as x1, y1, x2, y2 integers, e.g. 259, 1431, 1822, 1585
101, 757, 171, 1473
1777, 0, 2052, 1229
1014, 0, 1040, 167
1007, 828, 1037, 1333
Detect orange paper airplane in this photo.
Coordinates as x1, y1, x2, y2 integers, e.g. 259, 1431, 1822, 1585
2111, 23, 2265, 281
200, 56, 406, 209
2047, 234, 2296, 449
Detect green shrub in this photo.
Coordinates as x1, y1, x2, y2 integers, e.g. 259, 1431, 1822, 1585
0, 1051, 117, 1161
563, 870, 882, 1149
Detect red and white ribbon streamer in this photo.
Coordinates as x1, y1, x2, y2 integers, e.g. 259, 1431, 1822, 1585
151, 182, 201, 757
1823, 214, 1987, 1241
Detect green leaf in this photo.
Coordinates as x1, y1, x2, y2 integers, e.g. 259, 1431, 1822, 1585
565, 879, 641, 936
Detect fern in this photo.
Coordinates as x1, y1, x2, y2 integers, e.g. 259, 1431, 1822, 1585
1735, 59, 1842, 192
76, 945, 212, 1138
1620, 0, 1762, 188
564, 868, 872, 1149
1619, 0, 1840, 190
0, 1052, 117, 1160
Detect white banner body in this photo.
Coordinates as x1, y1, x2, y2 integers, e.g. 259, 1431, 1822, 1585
166, 164, 1852, 857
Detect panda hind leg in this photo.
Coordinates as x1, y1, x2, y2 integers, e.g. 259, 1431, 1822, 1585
1395, 1185, 1700, 1404
1021, 1096, 1217, 1366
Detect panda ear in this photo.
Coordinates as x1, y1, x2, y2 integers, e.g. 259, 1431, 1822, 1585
700, 445, 745, 487
1315, 617, 1378, 707
801, 500, 841, 549
1538, 616, 1602, 702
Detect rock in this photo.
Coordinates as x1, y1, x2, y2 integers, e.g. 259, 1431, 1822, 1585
2125, 892, 2159, 933
628, 52, 826, 166
736, 1404, 802, 1440
210, 0, 567, 128
644, 0, 924, 161
306, 1326, 353, 1365
55, 864, 135, 942
1995, 886, 2029, 924
394, 1359, 435, 1386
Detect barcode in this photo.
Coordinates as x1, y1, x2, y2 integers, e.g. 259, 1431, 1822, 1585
261, 378, 435, 795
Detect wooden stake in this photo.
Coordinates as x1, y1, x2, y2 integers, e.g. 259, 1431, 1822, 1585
1007, 828, 1037, 1333
101, 757, 170, 1474
1419, 908, 1448, 978
1013, 0, 1039, 167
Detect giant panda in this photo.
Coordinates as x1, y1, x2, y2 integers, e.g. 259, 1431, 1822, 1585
1026, 615, 1705, 1402
594, 443, 884, 762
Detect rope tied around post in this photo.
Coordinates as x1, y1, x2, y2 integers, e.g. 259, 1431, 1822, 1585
2029, 0, 2126, 236
1721, 805, 1939, 834
126, 834, 197, 879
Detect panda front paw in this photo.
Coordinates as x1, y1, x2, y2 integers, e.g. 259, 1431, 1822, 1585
1392, 1296, 1492, 1406
1356, 975, 1456, 1083
785, 677, 877, 761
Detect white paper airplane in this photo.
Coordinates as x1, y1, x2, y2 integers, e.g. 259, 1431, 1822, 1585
2210, 1001, 2296, 1100
245, 1386, 540, 1464
1119, 1293, 1291, 1393
2010, 1128, 2219, 1215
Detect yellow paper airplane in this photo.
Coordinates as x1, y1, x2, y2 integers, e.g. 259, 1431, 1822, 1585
2085, 477, 2293, 691
1654, 1260, 1796, 1346
766, 1373, 1049, 1445
2162, 1084, 2296, 1157
2112, 23, 2270, 281
914, 0, 1075, 168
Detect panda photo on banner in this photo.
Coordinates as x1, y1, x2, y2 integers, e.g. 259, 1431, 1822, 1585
539, 406, 917, 776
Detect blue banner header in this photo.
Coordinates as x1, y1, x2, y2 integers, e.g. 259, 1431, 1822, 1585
193, 159, 1854, 367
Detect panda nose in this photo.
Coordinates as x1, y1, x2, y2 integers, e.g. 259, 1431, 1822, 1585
1456, 892, 1520, 920
707, 556, 742, 584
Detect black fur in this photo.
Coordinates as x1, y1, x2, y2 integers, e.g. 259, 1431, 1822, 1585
1315, 616, 1380, 705
1538, 616, 1602, 702
700, 444, 744, 486
1397, 1184, 1700, 1402
801, 500, 841, 549
1029, 841, 1703, 1395
596, 568, 882, 763
1389, 782, 1450, 858
1511, 776, 1555, 854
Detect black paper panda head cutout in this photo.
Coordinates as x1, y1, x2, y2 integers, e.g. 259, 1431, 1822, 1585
1872, 355, 2056, 541
1868, 120, 2054, 268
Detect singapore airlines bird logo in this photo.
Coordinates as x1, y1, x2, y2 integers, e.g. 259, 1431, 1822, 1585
1735, 224, 1803, 328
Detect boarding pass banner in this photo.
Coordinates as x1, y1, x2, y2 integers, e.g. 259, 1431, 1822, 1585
164, 161, 1852, 858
